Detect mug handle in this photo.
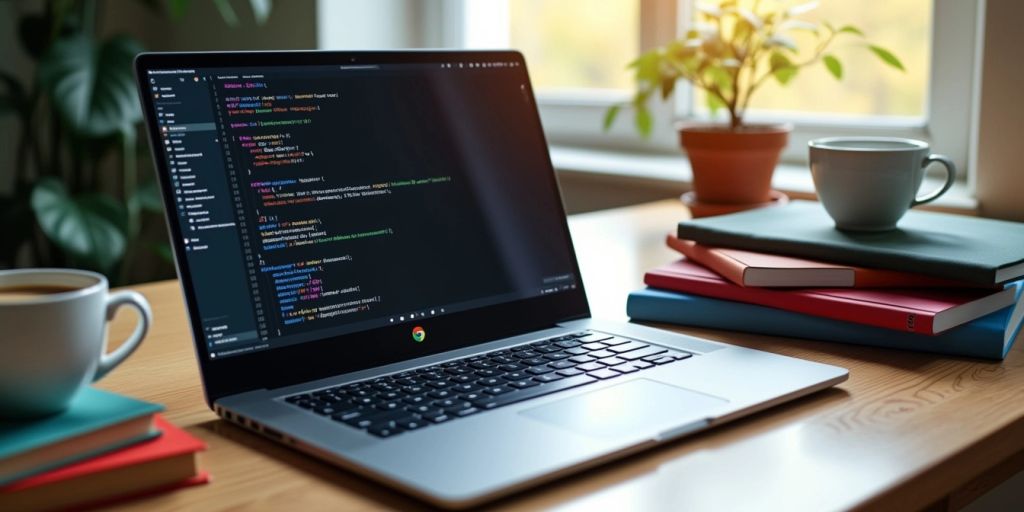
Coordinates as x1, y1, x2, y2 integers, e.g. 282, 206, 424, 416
94, 291, 152, 381
911, 154, 957, 207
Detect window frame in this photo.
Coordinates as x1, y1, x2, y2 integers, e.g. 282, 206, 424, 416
447, 0, 983, 178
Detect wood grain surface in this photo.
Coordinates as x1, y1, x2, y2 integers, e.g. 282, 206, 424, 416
95, 200, 1024, 511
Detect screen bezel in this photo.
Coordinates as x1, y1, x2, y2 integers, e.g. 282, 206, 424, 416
134, 50, 591, 406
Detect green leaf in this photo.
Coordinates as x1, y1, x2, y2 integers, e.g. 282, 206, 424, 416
660, 76, 677, 100
602, 104, 621, 132
838, 25, 865, 37
151, 242, 174, 264
38, 35, 144, 137
701, 36, 730, 58
735, 8, 763, 30
769, 52, 797, 85
213, 0, 239, 26
823, 54, 843, 80
704, 65, 733, 92
665, 40, 696, 63
632, 52, 661, 84
248, 0, 273, 24
166, 0, 191, 19
131, 180, 165, 213
706, 92, 726, 117
773, 66, 797, 84
635, 105, 653, 138
869, 45, 905, 71
733, 18, 753, 42
31, 178, 128, 272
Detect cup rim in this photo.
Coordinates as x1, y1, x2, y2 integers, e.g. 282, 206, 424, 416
808, 136, 929, 152
0, 268, 107, 305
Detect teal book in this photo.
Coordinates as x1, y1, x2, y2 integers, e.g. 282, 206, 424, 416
676, 200, 1024, 286
627, 280, 1024, 360
0, 388, 163, 486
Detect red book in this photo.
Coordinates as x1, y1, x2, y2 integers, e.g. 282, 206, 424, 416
644, 259, 1017, 335
0, 416, 208, 511
666, 235, 986, 288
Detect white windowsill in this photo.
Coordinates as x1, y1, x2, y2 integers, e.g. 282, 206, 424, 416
549, 145, 979, 213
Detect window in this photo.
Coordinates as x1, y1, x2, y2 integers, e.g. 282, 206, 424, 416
506, 0, 639, 93
451, 0, 982, 176
695, 1, 932, 120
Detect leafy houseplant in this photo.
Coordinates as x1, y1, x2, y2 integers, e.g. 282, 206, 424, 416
0, 0, 272, 283
605, 0, 905, 212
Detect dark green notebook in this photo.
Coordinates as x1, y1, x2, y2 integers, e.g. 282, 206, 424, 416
677, 200, 1024, 286
0, 387, 163, 485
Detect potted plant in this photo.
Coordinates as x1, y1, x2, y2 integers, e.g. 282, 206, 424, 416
0, 0, 272, 281
604, 0, 904, 215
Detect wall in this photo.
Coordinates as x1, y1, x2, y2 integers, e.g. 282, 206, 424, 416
974, 0, 1024, 221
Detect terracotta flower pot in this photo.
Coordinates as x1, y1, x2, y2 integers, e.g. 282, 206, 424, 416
679, 124, 791, 204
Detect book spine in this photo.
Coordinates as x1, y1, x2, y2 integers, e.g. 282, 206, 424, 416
677, 223, 996, 286
626, 289, 1010, 359
643, 271, 937, 334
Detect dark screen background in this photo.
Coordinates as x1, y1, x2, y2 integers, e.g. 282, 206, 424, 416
154, 61, 579, 358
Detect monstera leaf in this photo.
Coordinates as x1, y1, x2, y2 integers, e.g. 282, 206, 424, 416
38, 34, 143, 137
31, 178, 128, 272
131, 179, 166, 214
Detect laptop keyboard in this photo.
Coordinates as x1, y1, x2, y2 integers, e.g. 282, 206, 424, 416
283, 331, 692, 438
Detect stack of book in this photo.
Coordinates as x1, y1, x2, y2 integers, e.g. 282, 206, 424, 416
628, 201, 1024, 359
0, 388, 207, 511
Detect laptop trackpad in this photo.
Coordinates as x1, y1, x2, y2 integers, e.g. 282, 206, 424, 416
520, 379, 728, 438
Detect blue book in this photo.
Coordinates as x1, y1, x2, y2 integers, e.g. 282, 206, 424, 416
627, 281, 1024, 360
0, 388, 163, 486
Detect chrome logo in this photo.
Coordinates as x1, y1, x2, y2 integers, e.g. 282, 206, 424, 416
411, 326, 426, 343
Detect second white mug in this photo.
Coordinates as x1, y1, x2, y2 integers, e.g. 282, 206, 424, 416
809, 137, 956, 231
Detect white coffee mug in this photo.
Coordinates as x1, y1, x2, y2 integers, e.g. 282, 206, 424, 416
809, 137, 956, 231
0, 268, 151, 418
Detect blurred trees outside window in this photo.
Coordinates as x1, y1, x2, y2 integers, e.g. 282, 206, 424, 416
508, 0, 930, 120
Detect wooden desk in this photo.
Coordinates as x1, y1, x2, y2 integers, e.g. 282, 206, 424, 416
100, 199, 1024, 511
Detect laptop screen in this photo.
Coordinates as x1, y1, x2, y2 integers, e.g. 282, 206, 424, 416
142, 54, 582, 363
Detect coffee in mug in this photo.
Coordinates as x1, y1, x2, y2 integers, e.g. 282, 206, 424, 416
808, 137, 956, 231
0, 285, 80, 302
0, 268, 151, 418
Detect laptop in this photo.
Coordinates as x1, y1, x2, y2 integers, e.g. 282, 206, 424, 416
135, 50, 847, 508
